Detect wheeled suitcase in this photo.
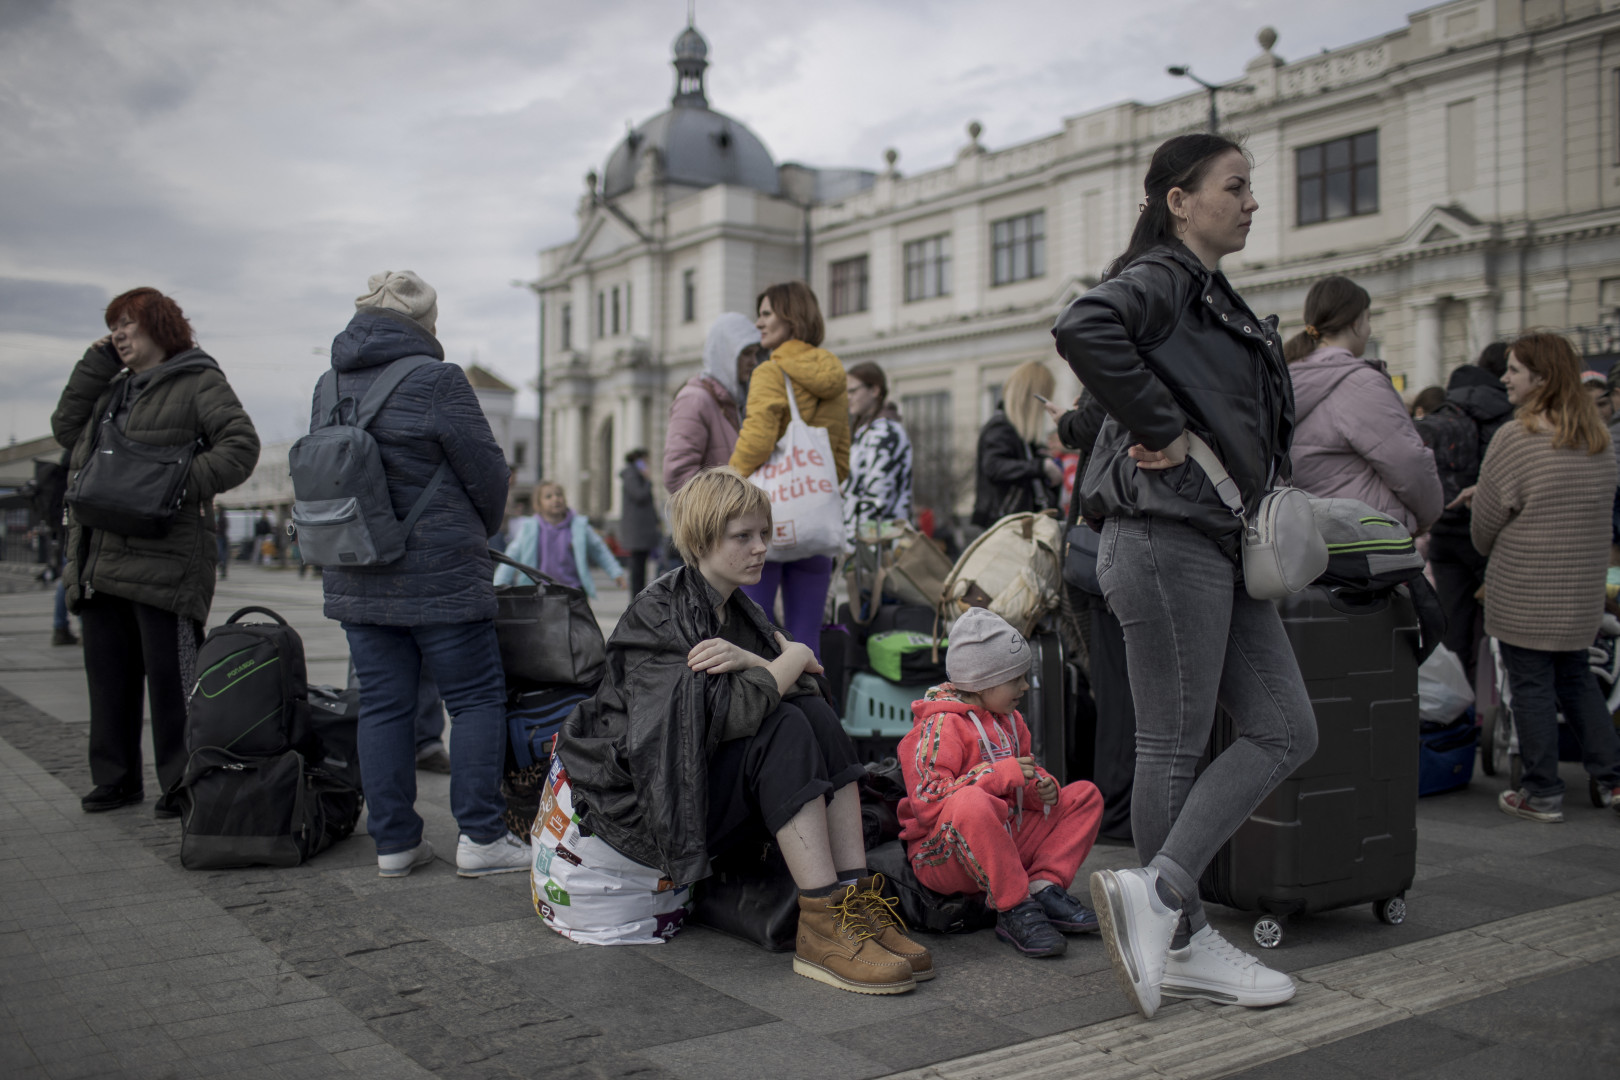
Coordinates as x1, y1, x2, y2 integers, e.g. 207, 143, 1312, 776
1199, 585, 1420, 949
1022, 629, 1071, 780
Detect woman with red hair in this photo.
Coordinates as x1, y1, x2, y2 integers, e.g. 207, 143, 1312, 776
52, 287, 260, 816
1469, 331, 1620, 823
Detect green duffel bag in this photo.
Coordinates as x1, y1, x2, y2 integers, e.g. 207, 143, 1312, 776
866, 630, 947, 686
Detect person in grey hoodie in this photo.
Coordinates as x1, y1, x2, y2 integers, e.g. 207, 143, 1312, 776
663, 313, 761, 493
1284, 276, 1442, 534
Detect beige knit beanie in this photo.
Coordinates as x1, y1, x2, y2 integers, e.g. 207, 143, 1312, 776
356, 270, 438, 336
946, 607, 1031, 692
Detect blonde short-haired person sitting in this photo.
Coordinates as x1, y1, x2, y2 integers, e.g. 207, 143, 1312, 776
556, 467, 930, 994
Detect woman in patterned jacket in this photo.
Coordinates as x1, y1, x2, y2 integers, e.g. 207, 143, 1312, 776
842, 362, 913, 549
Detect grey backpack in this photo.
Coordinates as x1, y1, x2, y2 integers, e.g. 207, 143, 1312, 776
288, 355, 451, 567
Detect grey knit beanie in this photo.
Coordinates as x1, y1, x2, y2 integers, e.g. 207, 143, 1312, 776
946, 607, 1031, 692
356, 270, 438, 335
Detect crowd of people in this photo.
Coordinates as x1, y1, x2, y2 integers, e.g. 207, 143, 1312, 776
47, 129, 1620, 1020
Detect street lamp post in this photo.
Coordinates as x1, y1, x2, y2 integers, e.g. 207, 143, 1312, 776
1166, 66, 1252, 133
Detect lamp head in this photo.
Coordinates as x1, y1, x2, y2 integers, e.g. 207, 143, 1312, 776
1167, 65, 1189, 77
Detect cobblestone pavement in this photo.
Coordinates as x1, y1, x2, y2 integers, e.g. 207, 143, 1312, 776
1, 562, 1616, 1079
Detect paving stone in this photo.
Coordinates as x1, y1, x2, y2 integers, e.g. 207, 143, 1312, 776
828, 1005, 1030, 1070
640, 1020, 888, 1080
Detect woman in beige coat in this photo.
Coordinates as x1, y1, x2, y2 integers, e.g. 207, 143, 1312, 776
1469, 332, 1620, 823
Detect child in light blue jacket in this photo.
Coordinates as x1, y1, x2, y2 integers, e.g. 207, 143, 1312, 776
495, 481, 624, 599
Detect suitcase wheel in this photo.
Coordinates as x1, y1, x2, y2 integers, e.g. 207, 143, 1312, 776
1251, 916, 1284, 949
1374, 895, 1407, 926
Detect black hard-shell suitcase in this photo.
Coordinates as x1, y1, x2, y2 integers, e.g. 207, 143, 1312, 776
1199, 585, 1420, 949
1022, 629, 1072, 780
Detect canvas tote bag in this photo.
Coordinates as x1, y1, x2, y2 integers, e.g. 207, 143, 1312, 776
748, 373, 844, 562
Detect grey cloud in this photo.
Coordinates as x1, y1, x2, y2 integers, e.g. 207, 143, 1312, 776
0, 278, 108, 337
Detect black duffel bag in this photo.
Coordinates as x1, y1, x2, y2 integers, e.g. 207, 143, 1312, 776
66, 379, 200, 539
491, 550, 607, 690
690, 840, 800, 952
866, 839, 996, 934
178, 747, 360, 870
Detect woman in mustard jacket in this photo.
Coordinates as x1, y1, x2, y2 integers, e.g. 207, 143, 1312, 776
729, 281, 850, 660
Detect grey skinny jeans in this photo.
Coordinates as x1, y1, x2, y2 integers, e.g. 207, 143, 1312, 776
1097, 515, 1318, 931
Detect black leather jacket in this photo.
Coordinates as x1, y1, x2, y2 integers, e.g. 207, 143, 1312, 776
1051, 243, 1294, 558
557, 565, 778, 886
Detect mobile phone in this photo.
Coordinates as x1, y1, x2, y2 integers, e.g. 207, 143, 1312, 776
1033, 393, 1050, 405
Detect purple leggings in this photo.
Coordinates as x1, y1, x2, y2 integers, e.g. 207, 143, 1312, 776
741, 555, 833, 661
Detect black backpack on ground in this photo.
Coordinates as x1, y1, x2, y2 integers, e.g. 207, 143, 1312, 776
188, 607, 313, 758
179, 607, 361, 869
866, 839, 996, 934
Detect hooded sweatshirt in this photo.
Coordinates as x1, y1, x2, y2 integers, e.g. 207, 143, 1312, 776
1288, 345, 1443, 533
729, 339, 851, 483
664, 314, 758, 492
897, 684, 1054, 845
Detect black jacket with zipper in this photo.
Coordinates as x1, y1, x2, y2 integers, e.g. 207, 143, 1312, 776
971, 410, 1057, 527
1051, 242, 1294, 560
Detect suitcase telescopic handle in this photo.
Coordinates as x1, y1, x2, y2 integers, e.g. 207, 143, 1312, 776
226, 606, 290, 626
489, 548, 567, 589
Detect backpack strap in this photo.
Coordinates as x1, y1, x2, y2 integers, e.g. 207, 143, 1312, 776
314, 370, 342, 428
354, 354, 439, 429
1183, 433, 1246, 519
400, 459, 452, 540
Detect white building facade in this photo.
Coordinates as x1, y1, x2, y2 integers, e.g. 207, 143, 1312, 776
537, 1, 1620, 526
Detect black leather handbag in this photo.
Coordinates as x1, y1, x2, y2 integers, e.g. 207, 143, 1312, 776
66, 380, 199, 539
490, 550, 607, 691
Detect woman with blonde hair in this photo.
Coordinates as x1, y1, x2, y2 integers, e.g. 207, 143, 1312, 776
1469, 332, 1620, 823
971, 360, 1062, 528
558, 467, 929, 995
729, 281, 849, 659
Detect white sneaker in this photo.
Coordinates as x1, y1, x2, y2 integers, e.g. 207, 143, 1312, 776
1089, 867, 1181, 1019
1161, 925, 1296, 1007
377, 840, 434, 878
456, 832, 531, 878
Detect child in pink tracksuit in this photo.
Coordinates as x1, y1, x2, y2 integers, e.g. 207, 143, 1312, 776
898, 607, 1103, 957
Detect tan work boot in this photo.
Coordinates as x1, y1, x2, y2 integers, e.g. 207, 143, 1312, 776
794, 884, 917, 995
853, 874, 934, 981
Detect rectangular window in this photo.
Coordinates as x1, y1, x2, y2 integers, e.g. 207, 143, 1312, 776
596, 292, 605, 338
513, 441, 527, 469
1296, 130, 1378, 225
829, 255, 870, 317
625, 283, 632, 334
611, 286, 621, 336
560, 302, 572, 350
899, 390, 953, 514
1447, 100, 1476, 193
682, 268, 696, 323
903, 234, 952, 302
991, 210, 1045, 286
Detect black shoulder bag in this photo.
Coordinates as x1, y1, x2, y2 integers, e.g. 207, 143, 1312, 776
66, 377, 201, 539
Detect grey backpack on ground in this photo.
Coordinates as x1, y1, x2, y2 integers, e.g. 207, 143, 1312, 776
288, 355, 451, 567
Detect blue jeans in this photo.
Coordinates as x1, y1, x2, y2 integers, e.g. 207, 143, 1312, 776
1498, 643, 1620, 801
742, 555, 833, 661
343, 620, 508, 854
1098, 516, 1318, 930
54, 581, 70, 632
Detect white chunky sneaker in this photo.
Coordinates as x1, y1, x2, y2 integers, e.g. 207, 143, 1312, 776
1089, 867, 1181, 1019
456, 832, 531, 878
377, 840, 434, 878
1161, 925, 1296, 1007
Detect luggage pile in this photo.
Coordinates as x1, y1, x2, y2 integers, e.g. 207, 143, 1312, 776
177, 606, 362, 870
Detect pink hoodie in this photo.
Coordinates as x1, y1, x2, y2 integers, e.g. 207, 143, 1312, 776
663, 375, 740, 493
1288, 346, 1443, 533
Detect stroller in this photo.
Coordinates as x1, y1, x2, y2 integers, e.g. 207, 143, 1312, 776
1475, 613, 1620, 807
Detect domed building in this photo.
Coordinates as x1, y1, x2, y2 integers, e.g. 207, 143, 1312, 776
531, 19, 874, 521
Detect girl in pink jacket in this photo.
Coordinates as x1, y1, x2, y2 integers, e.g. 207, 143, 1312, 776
663, 313, 761, 493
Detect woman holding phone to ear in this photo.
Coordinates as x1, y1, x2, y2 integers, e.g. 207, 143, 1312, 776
1052, 133, 1317, 1021
971, 360, 1062, 528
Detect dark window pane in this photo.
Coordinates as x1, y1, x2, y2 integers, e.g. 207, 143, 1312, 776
1299, 178, 1323, 224
1325, 137, 1351, 170
1354, 130, 1378, 163
1297, 145, 1323, 177
1031, 235, 1046, 278
1326, 169, 1352, 219
1354, 165, 1378, 214
994, 247, 1010, 285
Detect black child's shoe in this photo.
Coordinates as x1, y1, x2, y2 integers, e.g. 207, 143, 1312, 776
1034, 884, 1101, 933
81, 784, 144, 813
995, 897, 1068, 957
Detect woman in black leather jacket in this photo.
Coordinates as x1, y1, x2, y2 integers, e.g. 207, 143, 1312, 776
1052, 134, 1318, 1020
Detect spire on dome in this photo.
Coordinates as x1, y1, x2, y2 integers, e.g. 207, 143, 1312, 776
671, 19, 709, 107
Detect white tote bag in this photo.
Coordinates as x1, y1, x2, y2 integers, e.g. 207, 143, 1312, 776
749, 373, 845, 562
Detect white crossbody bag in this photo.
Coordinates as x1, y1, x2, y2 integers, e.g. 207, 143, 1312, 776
1183, 433, 1327, 601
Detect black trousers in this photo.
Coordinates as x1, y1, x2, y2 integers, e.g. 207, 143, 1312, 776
626, 550, 652, 598
1429, 531, 1486, 683
1089, 597, 1138, 843
706, 694, 864, 859
80, 593, 195, 797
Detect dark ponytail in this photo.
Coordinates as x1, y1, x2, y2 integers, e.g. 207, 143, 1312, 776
1282, 275, 1371, 363
1103, 133, 1248, 282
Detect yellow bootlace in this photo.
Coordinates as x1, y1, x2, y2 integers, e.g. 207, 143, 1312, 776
827, 886, 879, 941
853, 875, 909, 934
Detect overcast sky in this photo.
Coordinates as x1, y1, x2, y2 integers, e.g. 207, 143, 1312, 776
1, 0, 1423, 448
